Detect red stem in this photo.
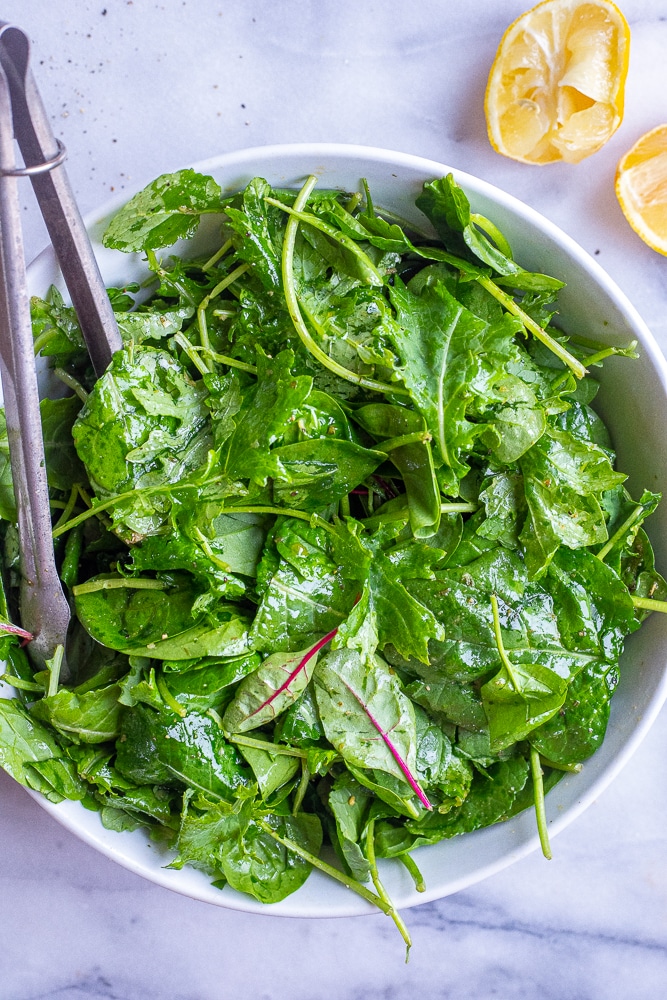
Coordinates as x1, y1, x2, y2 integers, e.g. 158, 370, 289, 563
0, 621, 33, 642
248, 625, 339, 720
342, 678, 432, 810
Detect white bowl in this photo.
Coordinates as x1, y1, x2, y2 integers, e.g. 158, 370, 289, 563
18, 143, 667, 917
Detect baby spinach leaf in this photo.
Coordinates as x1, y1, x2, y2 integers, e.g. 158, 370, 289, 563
236, 740, 300, 800
481, 661, 568, 753
162, 652, 261, 713
478, 471, 526, 549
530, 661, 620, 765
175, 795, 322, 903
74, 574, 250, 660
388, 275, 486, 477
250, 519, 358, 652
30, 682, 122, 744
116, 704, 250, 799
480, 374, 547, 464
271, 437, 386, 512
273, 686, 326, 747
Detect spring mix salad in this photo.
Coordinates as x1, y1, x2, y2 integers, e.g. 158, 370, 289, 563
0, 167, 665, 950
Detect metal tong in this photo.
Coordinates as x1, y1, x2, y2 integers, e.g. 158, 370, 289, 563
0, 22, 122, 677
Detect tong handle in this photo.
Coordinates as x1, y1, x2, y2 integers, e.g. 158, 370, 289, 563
0, 45, 70, 670
0, 22, 122, 377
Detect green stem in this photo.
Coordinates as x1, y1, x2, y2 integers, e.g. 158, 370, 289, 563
477, 275, 587, 379
52, 485, 81, 533
156, 672, 187, 718
398, 852, 426, 893
52, 485, 162, 538
490, 593, 523, 693
202, 238, 233, 272
71, 577, 168, 597
279, 176, 408, 397
366, 819, 412, 961
173, 332, 212, 376
191, 526, 231, 572
583, 347, 625, 366
344, 191, 363, 214
47, 645, 64, 697
375, 431, 432, 453
292, 761, 311, 817
339, 493, 351, 518
538, 755, 582, 774
185, 344, 258, 375
267, 196, 384, 284
0, 673, 44, 693
470, 213, 513, 258
197, 263, 250, 351
53, 368, 89, 403
226, 732, 311, 760
222, 506, 340, 537
256, 818, 395, 916
597, 505, 645, 562
361, 500, 476, 531
632, 596, 667, 614
530, 745, 552, 860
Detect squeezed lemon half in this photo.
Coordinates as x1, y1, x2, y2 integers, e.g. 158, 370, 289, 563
485, 0, 631, 165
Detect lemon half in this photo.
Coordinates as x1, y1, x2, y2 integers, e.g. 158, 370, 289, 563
485, 0, 630, 165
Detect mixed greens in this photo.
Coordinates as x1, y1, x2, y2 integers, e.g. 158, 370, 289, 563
0, 167, 665, 951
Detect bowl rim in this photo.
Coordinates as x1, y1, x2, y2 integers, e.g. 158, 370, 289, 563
18, 140, 667, 917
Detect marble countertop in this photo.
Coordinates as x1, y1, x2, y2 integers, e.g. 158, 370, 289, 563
2, 1, 667, 997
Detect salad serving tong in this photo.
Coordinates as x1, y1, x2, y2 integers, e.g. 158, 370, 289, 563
0, 22, 122, 677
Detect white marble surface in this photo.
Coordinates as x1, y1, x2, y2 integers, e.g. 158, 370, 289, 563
2, 1, 667, 996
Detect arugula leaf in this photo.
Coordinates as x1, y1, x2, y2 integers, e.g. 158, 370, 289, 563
103, 169, 224, 252
72, 346, 212, 535
222, 348, 313, 485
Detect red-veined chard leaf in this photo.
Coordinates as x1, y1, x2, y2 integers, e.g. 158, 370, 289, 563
313, 648, 431, 810
223, 627, 338, 733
